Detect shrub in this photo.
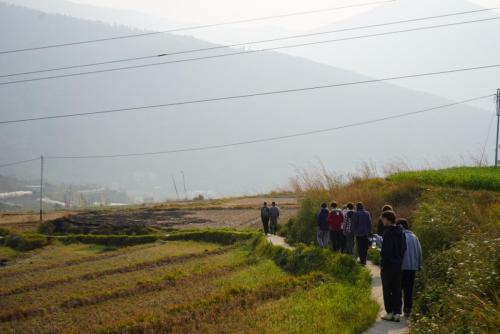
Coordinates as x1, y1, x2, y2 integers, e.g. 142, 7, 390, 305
4, 232, 49, 251
58, 234, 160, 247
367, 248, 380, 266
165, 230, 256, 245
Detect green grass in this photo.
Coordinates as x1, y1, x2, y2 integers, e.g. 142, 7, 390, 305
389, 167, 500, 191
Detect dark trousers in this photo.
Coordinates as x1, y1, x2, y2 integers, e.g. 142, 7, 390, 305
345, 233, 355, 255
381, 266, 403, 315
330, 230, 344, 252
402, 270, 416, 314
270, 217, 278, 234
261, 216, 270, 234
356, 236, 369, 265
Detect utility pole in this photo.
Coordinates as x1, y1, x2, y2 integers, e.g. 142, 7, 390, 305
181, 171, 188, 200
496, 89, 500, 168
171, 174, 180, 201
39, 155, 44, 222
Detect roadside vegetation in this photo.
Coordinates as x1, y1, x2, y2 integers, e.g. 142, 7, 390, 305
283, 166, 499, 333
389, 167, 500, 191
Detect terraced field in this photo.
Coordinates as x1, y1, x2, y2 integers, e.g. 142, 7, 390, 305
0, 237, 377, 333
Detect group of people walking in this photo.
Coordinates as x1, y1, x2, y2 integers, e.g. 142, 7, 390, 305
260, 201, 280, 235
316, 202, 423, 323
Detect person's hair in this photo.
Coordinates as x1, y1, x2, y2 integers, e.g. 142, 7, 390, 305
397, 218, 409, 230
356, 202, 364, 210
347, 203, 354, 210
382, 204, 393, 212
330, 201, 337, 208
381, 211, 397, 224
271, 202, 276, 206
263, 202, 267, 206
321, 203, 327, 209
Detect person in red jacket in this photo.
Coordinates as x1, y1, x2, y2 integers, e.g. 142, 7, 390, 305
328, 201, 344, 252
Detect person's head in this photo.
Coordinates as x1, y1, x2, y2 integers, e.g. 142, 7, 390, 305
321, 203, 327, 209
330, 201, 337, 209
356, 202, 364, 211
382, 204, 393, 212
271, 202, 276, 206
347, 202, 354, 210
397, 218, 409, 230
263, 202, 267, 207
381, 211, 397, 226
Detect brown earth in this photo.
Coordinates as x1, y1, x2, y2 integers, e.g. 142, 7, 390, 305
1, 196, 299, 233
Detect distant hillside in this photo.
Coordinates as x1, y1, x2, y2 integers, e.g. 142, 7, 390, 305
0, 3, 493, 199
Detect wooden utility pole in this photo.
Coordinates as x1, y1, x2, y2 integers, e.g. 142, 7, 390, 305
496, 89, 500, 168
39, 155, 44, 222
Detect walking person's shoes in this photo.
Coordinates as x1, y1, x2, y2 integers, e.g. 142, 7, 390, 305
381, 313, 394, 321
392, 314, 402, 322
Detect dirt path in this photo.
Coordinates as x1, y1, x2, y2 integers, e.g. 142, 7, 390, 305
265, 235, 409, 334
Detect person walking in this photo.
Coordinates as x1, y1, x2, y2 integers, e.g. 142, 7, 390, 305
398, 218, 423, 317
269, 202, 280, 235
316, 203, 330, 248
380, 211, 407, 323
328, 202, 344, 252
352, 202, 372, 265
260, 202, 271, 235
343, 203, 356, 255
377, 204, 394, 236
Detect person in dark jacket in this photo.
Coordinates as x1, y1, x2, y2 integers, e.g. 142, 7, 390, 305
316, 203, 330, 248
328, 202, 344, 252
260, 202, 270, 235
377, 204, 394, 236
269, 202, 280, 235
380, 211, 407, 323
398, 218, 423, 317
351, 202, 372, 265
343, 203, 356, 255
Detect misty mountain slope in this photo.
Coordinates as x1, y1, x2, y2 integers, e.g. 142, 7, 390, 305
0, 3, 493, 199
286, 0, 500, 107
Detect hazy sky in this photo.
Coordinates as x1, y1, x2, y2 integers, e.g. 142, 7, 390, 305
67, 0, 499, 31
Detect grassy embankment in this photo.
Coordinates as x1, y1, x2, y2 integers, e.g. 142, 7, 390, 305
0, 226, 377, 333
284, 167, 500, 333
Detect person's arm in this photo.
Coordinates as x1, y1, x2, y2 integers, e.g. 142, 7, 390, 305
417, 238, 423, 270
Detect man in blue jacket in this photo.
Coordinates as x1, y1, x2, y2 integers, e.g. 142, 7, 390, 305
398, 218, 423, 317
316, 203, 330, 248
351, 202, 372, 265
380, 211, 407, 322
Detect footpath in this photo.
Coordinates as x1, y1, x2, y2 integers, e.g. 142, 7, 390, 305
265, 235, 409, 334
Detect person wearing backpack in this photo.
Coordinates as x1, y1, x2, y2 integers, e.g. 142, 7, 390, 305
316, 203, 330, 248
328, 201, 344, 252
398, 218, 423, 317
260, 202, 271, 235
352, 202, 372, 265
343, 203, 355, 255
380, 211, 407, 323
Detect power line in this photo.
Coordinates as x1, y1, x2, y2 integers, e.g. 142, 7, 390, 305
1, 64, 499, 125
1, 16, 498, 86
38, 94, 491, 160
0, 157, 40, 168
2, 6, 499, 79
0, 0, 396, 55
